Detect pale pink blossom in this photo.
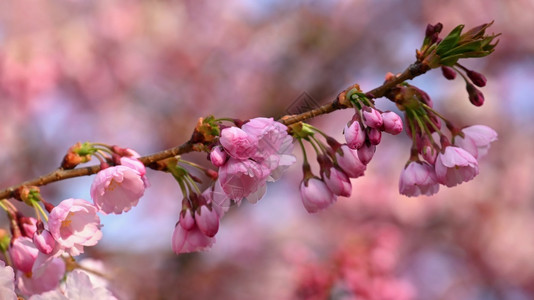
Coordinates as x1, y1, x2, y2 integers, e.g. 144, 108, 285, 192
172, 224, 215, 254
454, 125, 497, 158
362, 107, 383, 128
435, 146, 479, 187
203, 180, 231, 217
381, 111, 403, 135
218, 158, 270, 201
323, 168, 352, 197
242, 117, 295, 176
335, 145, 366, 178
300, 178, 336, 213
33, 230, 55, 255
91, 165, 145, 214
195, 205, 219, 238
357, 144, 376, 165
0, 260, 16, 300
119, 149, 150, 187
219, 127, 258, 160
209, 146, 227, 167
28, 269, 117, 300
399, 161, 439, 196
48, 199, 103, 256
17, 257, 65, 296
9, 237, 38, 274
344, 121, 366, 149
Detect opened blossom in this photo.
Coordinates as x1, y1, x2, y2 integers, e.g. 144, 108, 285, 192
17, 257, 65, 297
454, 125, 497, 158
48, 199, 102, 256
91, 165, 145, 215
218, 158, 270, 201
399, 161, 439, 196
435, 146, 479, 187
172, 223, 215, 254
219, 127, 258, 160
0, 261, 16, 300
9, 237, 38, 274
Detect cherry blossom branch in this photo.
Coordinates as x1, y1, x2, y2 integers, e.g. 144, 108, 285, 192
0, 61, 428, 201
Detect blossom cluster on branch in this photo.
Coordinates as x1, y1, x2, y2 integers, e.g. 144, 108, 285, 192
0, 21, 499, 298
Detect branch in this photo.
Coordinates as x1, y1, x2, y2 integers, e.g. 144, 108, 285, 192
0, 61, 429, 200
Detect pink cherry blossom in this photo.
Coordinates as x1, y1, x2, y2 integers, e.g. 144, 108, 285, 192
399, 161, 439, 196
48, 199, 102, 256
323, 167, 352, 197
171, 224, 215, 254
33, 230, 55, 255
91, 165, 145, 214
454, 125, 497, 158
209, 146, 227, 167
203, 180, 231, 217
344, 121, 366, 149
381, 111, 403, 135
0, 261, 16, 300
367, 128, 382, 145
9, 237, 38, 274
20, 217, 38, 239
218, 158, 270, 201
242, 117, 295, 174
17, 257, 65, 297
219, 127, 258, 160
300, 178, 336, 213
435, 146, 479, 187
28, 269, 117, 300
335, 145, 366, 178
195, 205, 219, 238
362, 107, 383, 128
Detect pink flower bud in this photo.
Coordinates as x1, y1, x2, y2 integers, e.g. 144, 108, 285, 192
9, 237, 38, 273
466, 84, 484, 106
323, 168, 351, 197
399, 161, 439, 196
171, 224, 214, 255
33, 230, 55, 255
344, 121, 366, 149
454, 125, 497, 159
362, 107, 383, 128
219, 127, 258, 160
435, 146, 479, 187
381, 111, 403, 135
335, 145, 366, 178
367, 128, 382, 145
20, 217, 37, 239
179, 209, 195, 231
466, 69, 487, 87
210, 146, 227, 167
300, 178, 336, 213
440, 66, 456, 80
357, 144, 376, 165
195, 205, 220, 238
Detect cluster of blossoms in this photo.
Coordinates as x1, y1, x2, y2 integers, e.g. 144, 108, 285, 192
172, 117, 295, 254
0, 144, 148, 297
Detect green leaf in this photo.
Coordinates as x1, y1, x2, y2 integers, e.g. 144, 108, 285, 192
441, 40, 483, 57
436, 24, 464, 56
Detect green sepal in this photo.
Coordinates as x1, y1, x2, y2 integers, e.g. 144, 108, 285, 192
436, 24, 464, 56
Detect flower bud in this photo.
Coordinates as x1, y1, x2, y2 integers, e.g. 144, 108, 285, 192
323, 168, 351, 197
344, 121, 366, 149
33, 230, 55, 254
381, 111, 403, 135
195, 205, 220, 237
367, 128, 382, 145
441, 66, 457, 80
357, 143, 376, 165
210, 146, 227, 167
335, 145, 366, 178
466, 84, 485, 106
362, 107, 383, 128
300, 178, 336, 213
466, 69, 487, 87
179, 209, 195, 231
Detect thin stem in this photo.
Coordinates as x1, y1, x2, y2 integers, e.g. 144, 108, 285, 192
34, 203, 49, 222
297, 138, 308, 164
184, 175, 201, 194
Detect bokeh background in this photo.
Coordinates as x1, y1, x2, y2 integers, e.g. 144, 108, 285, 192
1, 0, 534, 299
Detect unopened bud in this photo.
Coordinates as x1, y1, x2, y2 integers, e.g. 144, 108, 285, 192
367, 128, 382, 145
357, 143, 376, 165
441, 66, 457, 80
466, 69, 487, 87
466, 84, 485, 106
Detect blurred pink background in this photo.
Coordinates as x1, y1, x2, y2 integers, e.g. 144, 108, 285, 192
1, 0, 534, 299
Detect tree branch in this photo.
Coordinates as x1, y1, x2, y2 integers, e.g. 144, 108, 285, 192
0, 61, 429, 200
